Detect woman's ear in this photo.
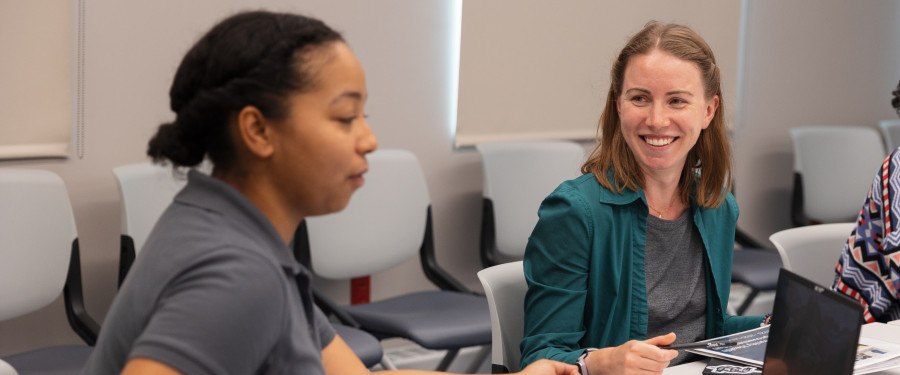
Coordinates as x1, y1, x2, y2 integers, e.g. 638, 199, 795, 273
235, 106, 275, 159
702, 95, 720, 129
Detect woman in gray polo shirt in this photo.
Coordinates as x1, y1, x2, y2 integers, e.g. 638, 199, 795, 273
83, 10, 576, 375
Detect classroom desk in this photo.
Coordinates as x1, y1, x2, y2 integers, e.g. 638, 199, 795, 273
663, 322, 900, 374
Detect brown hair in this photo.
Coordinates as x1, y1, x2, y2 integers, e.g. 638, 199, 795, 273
581, 21, 731, 208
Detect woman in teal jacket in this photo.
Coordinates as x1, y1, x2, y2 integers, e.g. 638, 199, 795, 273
520, 22, 763, 374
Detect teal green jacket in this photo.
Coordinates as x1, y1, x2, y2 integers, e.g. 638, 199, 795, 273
520, 174, 761, 368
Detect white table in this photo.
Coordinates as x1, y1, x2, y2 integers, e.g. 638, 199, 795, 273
663, 322, 900, 374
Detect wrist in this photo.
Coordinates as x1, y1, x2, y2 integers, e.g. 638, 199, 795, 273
576, 348, 597, 375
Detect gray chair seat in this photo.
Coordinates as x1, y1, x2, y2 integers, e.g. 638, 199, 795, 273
331, 324, 383, 367
732, 249, 782, 291
731, 248, 783, 315
2, 345, 93, 375
343, 291, 491, 350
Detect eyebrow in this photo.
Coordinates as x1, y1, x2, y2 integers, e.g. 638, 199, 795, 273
624, 88, 695, 97
330, 91, 364, 105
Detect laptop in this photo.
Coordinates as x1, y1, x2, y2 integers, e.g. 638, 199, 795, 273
761, 268, 864, 375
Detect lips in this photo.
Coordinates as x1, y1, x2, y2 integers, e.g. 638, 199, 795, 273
642, 136, 676, 146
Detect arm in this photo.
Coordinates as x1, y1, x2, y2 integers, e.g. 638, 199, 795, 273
121, 358, 183, 375
125, 251, 286, 375
833, 152, 894, 322
520, 189, 594, 366
584, 334, 677, 375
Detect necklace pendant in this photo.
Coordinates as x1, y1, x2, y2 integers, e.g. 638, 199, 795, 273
658, 213, 663, 219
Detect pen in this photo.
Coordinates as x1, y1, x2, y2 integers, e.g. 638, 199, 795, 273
658, 340, 739, 350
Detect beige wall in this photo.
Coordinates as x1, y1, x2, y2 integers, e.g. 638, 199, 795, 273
1, 0, 899, 358
0, 0, 476, 355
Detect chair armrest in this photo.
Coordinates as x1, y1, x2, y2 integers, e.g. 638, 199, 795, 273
735, 227, 766, 249
420, 206, 478, 295
311, 288, 362, 328
479, 198, 500, 268
63, 239, 101, 346
791, 172, 810, 227
118, 235, 136, 288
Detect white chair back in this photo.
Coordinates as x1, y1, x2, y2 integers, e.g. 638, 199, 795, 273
477, 261, 527, 372
0, 169, 75, 320
0, 359, 17, 375
476, 141, 585, 258
305, 149, 430, 279
879, 119, 900, 153
112, 163, 186, 254
769, 222, 855, 288
790, 126, 885, 223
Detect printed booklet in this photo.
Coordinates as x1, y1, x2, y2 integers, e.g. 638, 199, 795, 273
686, 325, 900, 374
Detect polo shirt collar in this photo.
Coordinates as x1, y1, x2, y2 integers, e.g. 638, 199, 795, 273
176, 169, 303, 275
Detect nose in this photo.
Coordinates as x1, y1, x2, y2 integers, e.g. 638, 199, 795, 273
357, 118, 378, 154
647, 103, 669, 128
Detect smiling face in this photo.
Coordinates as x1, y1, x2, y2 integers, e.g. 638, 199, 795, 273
269, 42, 377, 217
616, 49, 719, 179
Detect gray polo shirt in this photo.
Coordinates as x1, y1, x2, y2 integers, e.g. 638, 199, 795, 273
82, 170, 335, 375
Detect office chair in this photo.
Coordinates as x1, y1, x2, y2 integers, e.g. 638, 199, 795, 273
477, 261, 527, 373
112, 162, 187, 286
0, 169, 100, 374
476, 141, 585, 267
0, 359, 15, 375
769, 222, 855, 288
113, 163, 384, 368
730, 229, 783, 315
296, 149, 491, 372
879, 119, 900, 154
789, 126, 885, 227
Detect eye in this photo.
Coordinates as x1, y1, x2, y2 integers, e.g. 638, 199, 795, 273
337, 116, 356, 125
630, 95, 649, 105
669, 98, 688, 107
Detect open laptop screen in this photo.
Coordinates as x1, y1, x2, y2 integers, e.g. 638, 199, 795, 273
762, 268, 863, 375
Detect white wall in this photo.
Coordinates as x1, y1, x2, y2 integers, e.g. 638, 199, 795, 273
1, 0, 899, 358
734, 0, 900, 244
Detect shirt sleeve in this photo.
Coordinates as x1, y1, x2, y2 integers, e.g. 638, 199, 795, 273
313, 305, 337, 348
129, 249, 287, 375
833, 150, 896, 322
520, 187, 593, 367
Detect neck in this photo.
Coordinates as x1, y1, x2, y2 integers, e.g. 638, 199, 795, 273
643, 173, 682, 220
212, 167, 302, 244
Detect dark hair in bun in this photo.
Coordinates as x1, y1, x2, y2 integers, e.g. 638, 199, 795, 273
147, 11, 344, 169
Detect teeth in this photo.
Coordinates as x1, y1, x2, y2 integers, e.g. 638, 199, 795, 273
645, 137, 674, 146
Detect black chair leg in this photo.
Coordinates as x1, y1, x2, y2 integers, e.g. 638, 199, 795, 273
736, 288, 760, 316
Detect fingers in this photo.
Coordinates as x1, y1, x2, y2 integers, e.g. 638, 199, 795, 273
622, 340, 677, 373
644, 332, 676, 346
643, 333, 678, 360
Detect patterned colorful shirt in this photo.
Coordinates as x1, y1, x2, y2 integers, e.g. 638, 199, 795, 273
833, 148, 900, 322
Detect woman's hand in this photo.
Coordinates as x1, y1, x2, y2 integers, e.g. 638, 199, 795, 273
517, 359, 579, 375
587, 333, 678, 375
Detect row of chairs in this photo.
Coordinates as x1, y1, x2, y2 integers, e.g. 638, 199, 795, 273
733, 122, 898, 316
4, 127, 875, 372
0, 140, 783, 373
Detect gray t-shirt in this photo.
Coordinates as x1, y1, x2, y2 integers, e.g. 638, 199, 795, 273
645, 210, 707, 366
82, 170, 335, 375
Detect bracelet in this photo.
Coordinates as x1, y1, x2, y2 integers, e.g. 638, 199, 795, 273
576, 348, 597, 375
760, 313, 772, 327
